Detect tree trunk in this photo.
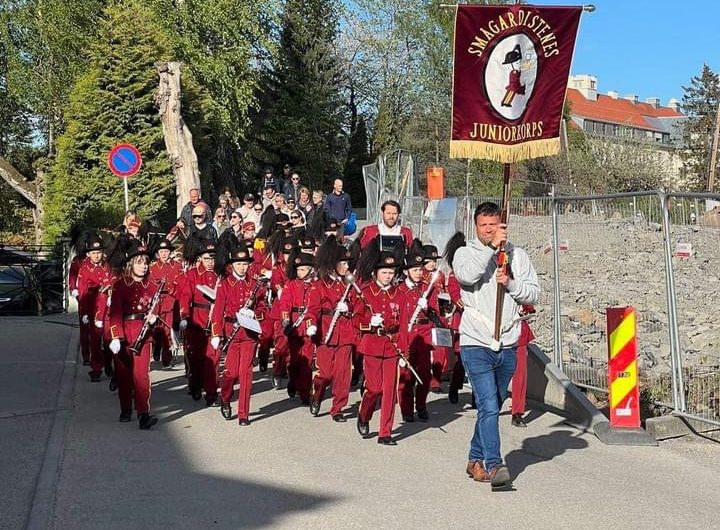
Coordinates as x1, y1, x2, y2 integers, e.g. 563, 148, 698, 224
34, 169, 46, 244
155, 61, 200, 216
0, 155, 36, 205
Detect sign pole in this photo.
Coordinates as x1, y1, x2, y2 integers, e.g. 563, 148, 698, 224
123, 177, 129, 212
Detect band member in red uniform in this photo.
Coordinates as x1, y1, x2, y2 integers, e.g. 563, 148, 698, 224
511, 304, 536, 427
397, 247, 440, 422
150, 239, 183, 367
178, 238, 218, 404
422, 244, 447, 393
359, 200, 414, 249
309, 239, 357, 422
77, 234, 112, 381
210, 246, 268, 426
107, 240, 160, 429
276, 252, 319, 405
355, 251, 402, 445
267, 237, 296, 387
443, 232, 469, 405
68, 232, 89, 364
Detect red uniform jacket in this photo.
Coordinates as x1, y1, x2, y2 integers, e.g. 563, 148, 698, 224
178, 263, 218, 327
210, 274, 268, 341
108, 276, 160, 342
149, 259, 183, 315
68, 256, 82, 292
446, 271, 464, 312
310, 276, 359, 347
421, 269, 446, 294
356, 281, 400, 358
396, 278, 440, 351
77, 258, 111, 321
359, 224, 413, 249
275, 278, 319, 336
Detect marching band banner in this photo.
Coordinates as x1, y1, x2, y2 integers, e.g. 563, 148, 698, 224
450, 4, 582, 163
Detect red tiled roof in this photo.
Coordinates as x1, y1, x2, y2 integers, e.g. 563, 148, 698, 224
566, 88, 684, 132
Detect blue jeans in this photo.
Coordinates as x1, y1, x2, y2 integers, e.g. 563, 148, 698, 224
461, 345, 517, 471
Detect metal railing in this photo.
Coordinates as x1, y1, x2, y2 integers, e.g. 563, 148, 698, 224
400, 190, 720, 432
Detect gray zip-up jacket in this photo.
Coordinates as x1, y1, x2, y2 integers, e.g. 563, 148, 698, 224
454, 239, 539, 348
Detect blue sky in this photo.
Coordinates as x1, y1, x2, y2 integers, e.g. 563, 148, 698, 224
532, 0, 719, 105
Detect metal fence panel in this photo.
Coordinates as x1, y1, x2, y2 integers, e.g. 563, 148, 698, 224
667, 193, 720, 428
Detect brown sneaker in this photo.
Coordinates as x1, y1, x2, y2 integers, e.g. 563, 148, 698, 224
466, 460, 490, 482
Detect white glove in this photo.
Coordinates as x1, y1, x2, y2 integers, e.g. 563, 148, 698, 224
336, 301, 349, 313
237, 308, 255, 319
179, 319, 188, 331
398, 357, 407, 368
109, 339, 121, 355
94, 320, 103, 329
370, 314, 383, 327
106, 296, 112, 308
81, 314, 89, 325
145, 313, 157, 325
417, 296, 428, 310
71, 289, 79, 298
210, 336, 221, 350
262, 269, 272, 280
306, 325, 317, 337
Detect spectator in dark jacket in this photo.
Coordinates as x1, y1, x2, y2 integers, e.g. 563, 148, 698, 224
284, 171, 303, 204
325, 179, 352, 228
180, 188, 212, 227
258, 167, 281, 195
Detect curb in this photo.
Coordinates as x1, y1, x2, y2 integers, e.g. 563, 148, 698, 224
25, 322, 79, 530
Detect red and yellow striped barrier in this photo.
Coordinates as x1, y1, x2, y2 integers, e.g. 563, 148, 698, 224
607, 307, 641, 429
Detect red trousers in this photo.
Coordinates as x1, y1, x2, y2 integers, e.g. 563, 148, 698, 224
398, 344, 431, 416
152, 310, 174, 365
511, 341, 528, 415
114, 336, 152, 415
359, 354, 398, 438
79, 316, 90, 362
287, 336, 314, 401
89, 324, 105, 375
430, 347, 448, 390
312, 344, 352, 415
272, 321, 289, 378
220, 339, 256, 421
185, 325, 209, 393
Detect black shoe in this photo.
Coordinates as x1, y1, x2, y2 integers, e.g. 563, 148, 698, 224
220, 401, 232, 420
332, 414, 346, 423
511, 413, 528, 428
489, 464, 511, 490
119, 410, 132, 422
108, 377, 118, 392
300, 397, 310, 406
82, 360, 91, 366
89, 372, 102, 383
271, 376, 280, 388
402, 414, 414, 423
238, 418, 250, 426
310, 400, 321, 416
356, 417, 370, 437
449, 387, 459, 404
417, 409, 429, 422
377, 436, 397, 446
287, 384, 296, 398
152, 351, 160, 362
191, 390, 202, 401
138, 413, 158, 430
104, 365, 114, 378
259, 361, 268, 372
205, 396, 218, 407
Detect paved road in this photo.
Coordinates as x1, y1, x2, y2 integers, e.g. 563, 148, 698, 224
3, 315, 719, 530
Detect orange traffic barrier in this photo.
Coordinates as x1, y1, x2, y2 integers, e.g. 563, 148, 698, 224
426, 167, 444, 199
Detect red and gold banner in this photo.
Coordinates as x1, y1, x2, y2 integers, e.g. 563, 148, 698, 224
450, 4, 582, 163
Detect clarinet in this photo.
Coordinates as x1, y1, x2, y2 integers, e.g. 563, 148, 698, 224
128, 278, 166, 355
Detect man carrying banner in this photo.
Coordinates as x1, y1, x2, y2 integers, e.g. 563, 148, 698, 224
454, 202, 539, 488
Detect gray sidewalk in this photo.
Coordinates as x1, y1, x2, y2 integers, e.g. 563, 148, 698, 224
3, 315, 719, 530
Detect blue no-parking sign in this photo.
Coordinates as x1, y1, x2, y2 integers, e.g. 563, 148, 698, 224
107, 144, 142, 178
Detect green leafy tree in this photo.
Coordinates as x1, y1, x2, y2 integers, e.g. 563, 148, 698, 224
258, 0, 345, 190
680, 64, 720, 191
43, 0, 175, 243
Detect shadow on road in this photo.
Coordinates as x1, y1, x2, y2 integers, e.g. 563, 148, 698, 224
505, 429, 589, 481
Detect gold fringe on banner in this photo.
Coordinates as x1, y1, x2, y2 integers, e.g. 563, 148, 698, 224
449, 137, 561, 163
